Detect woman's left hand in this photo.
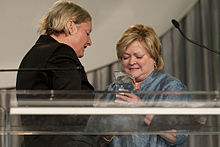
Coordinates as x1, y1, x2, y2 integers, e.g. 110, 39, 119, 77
144, 114, 154, 125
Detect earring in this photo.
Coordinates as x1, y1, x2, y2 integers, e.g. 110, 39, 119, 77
154, 62, 157, 69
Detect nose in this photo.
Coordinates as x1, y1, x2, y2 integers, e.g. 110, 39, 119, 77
129, 57, 137, 65
87, 36, 92, 46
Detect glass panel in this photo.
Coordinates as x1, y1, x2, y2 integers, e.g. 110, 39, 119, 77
0, 90, 219, 146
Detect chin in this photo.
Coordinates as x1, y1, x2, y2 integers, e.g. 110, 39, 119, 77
79, 53, 85, 58
128, 70, 138, 76
78, 54, 84, 58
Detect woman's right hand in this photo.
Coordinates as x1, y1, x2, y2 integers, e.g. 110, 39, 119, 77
115, 89, 143, 104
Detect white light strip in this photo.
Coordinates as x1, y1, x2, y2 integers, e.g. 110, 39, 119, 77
10, 107, 220, 115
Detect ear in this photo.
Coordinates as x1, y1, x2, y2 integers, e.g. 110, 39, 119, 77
67, 20, 77, 35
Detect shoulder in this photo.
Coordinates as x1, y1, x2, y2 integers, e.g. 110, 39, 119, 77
47, 43, 81, 66
33, 35, 78, 59
53, 44, 78, 59
157, 72, 187, 91
142, 71, 187, 91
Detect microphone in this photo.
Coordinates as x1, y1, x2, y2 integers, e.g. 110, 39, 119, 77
171, 19, 220, 55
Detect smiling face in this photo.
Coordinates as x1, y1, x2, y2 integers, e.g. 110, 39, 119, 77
69, 21, 92, 58
122, 40, 155, 82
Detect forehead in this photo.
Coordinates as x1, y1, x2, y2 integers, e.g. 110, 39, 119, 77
124, 40, 146, 54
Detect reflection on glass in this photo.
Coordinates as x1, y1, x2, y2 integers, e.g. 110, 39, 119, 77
113, 71, 136, 91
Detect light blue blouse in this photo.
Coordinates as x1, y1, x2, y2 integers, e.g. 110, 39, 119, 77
86, 71, 190, 147
103, 71, 189, 147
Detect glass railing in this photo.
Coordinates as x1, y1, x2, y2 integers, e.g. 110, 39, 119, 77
0, 90, 7, 147
0, 90, 219, 146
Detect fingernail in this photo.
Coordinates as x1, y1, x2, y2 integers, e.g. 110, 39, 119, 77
120, 93, 125, 96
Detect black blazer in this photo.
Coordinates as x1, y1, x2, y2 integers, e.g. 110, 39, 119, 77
16, 35, 97, 147
16, 35, 94, 91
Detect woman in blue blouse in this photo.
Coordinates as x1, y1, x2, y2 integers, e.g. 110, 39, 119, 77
94, 24, 189, 147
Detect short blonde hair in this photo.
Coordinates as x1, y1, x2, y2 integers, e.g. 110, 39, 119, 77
38, 0, 92, 35
116, 24, 164, 71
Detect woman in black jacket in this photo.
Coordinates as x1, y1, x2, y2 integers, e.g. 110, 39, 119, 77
16, 1, 95, 147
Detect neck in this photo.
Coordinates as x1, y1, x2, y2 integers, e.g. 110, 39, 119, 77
135, 82, 141, 89
50, 33, 69, 44
134, 70, 155, 89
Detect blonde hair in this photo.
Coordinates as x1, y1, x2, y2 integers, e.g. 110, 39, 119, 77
38, 0, 91, 35
116, 24, 164, 71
